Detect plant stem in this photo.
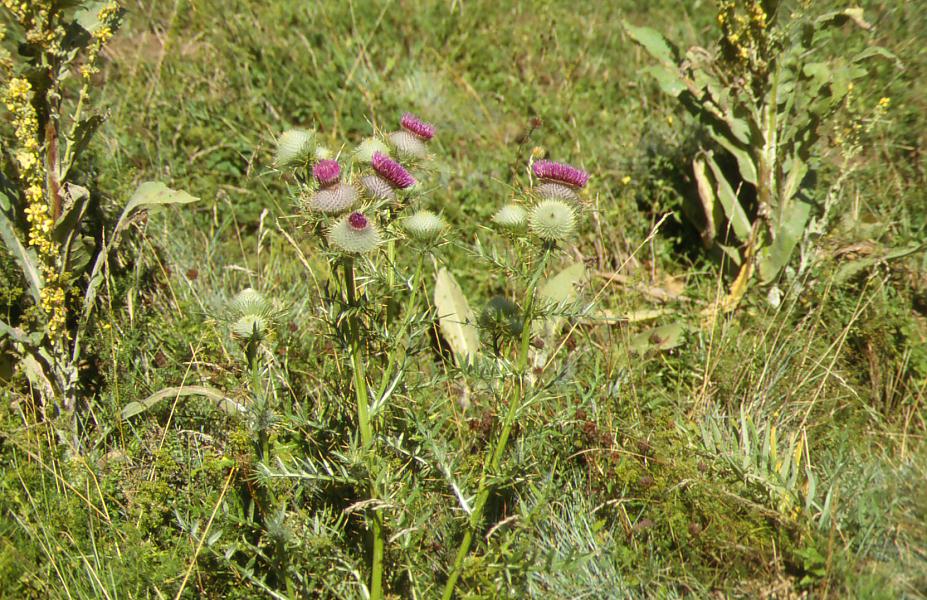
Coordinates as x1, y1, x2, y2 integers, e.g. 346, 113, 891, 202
343, 257, 385, 600
441, 247, 550, 600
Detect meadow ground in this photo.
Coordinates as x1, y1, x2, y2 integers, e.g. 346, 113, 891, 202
1, 1, 926, 598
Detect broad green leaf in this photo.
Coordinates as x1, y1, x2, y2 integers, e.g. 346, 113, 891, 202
434, 268, 480, 366
644, 65, 686, 97
121, 385, 245, 420
0, 318, 40, 346
714, 135, 758, 185
0, 206, 43, 304
705, 154, 752, 242
629, 321, 686, 354
623, 22, 676, 65
833, 243, 924, 284
852, 46, 902, 68
535, 262, 586, 337
758, 199, 812, 283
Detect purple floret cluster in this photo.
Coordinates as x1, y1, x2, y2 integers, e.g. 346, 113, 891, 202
400, 113, 436, 141
532, 159, 589, 188
372, 152, 416, 189
313, 159, 341, 186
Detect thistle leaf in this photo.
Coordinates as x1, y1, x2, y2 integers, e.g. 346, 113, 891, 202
434, 268, 481, 366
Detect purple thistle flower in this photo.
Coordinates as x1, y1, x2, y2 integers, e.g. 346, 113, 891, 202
371, 152, 416, 189
313, 159, 341, 187
400, 112, 435, 141
348, 212, 369, 230
532, 160, 589, 189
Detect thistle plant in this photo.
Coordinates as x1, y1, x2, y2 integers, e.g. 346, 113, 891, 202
440, 157, 589, 600
625, 2, 898, 311
272, 112, 442, 599
0, 2, 197, 426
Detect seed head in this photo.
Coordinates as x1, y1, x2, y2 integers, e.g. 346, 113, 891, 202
372, 152, 416, 189
313, 159, 341, 186
360, 174, 397, 202
274, 129, 316, 168
388, 130, 428, 159
308, 182, 358, 215
492, 204, 528, 230
403, 210, 446, 242
529, 199, 576, 241
400, 112, 435, 141
354, 137, 391, 164
532, 159, 589, 188
329, 211, 382, 254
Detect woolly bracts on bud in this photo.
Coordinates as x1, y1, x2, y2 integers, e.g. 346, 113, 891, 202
329, 211, 382, 254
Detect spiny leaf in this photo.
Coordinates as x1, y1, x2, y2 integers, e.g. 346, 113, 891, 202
434, 268, 480, 366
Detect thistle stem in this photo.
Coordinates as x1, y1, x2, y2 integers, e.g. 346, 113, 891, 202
442, 247, 550, 600
343, 257, 385, 600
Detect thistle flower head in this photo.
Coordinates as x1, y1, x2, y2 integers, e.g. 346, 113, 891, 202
313, 159, 341, 186
532, 159, 589, 188
315, 146, 333, 160
232, 314, 268, 341
492, 204, 528, 230
329, 211, 382, 254
307, 182, 358, 215
388, 130, 428, 159
372, 152, 416, 189
535, 181, 581, 203
403, 210, 446, 242
400, 113, 435, 141
274, 129, 316, 168
230, 288, 271, 318
360, 174, 396, 202
529, 199, 576, 242
354, 137, 391, 164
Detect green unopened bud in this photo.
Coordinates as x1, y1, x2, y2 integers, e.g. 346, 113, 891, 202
328, 212, 382, 254
388, 130, 428, 159
353, 137, 391, 164
230, 288, 270, 317
403, 210, 445, 242
232, 314, 268, 341
275, 129, 316, 168
492, 204, 528, 230
529, 199, 576, 242
480, 295, 523, 340
314, 146, 333, 161
307, 183, 358, 215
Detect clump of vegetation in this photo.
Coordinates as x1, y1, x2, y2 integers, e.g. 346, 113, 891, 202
1, 1, 924, 598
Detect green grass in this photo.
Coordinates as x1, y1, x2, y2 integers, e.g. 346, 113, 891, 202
2, 0, 926, 598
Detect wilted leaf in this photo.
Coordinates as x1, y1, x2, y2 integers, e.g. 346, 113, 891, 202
629, 322, 686, 354
693, 156, 718, 244
535, 262, 586, 337
116, 181, 199, 232
833, 243, 924, 284
434, 268, 480, 366
121, 386, 245, 420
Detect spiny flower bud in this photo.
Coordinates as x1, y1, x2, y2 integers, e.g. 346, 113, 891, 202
535, 181, 581, 203
532, 159, 589, 189
372, 152, 416, 189
403, 210, 445, 242
492, 204, 528, 230
274, 129, 316, 168
354, 137, 390, 164
315, 146, 333, 160
313, 159, 341, 187
230, 288, 270, 318
529, 199, 576, 241
400, 113, 436, 141
388, 130, 428, 159
360, 174, 396, 202
308, 182, 358, 215
480, 296, 523, 340
329, 211, 382, 254
232, 314, 268, 341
